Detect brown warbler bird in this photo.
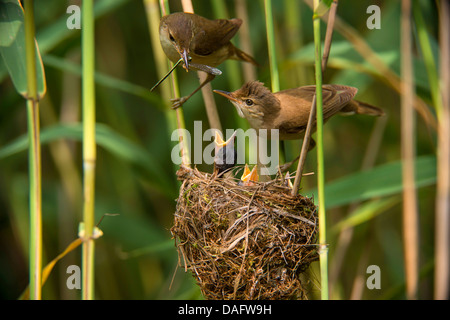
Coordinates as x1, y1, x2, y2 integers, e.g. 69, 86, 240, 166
214, 81, 384, 142
159, 12, 258, 108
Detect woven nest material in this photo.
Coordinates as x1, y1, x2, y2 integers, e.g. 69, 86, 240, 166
171, 166, 319, 300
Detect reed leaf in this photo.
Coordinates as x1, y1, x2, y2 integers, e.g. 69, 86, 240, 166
0, 0, 46, 98
42, 55, 164, 108
332, 197, 400, 234
307, 155, 436, 209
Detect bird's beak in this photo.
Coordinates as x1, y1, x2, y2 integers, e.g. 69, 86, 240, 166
214, 130, 237, 174
249, 166, 259, 182
241, 164, 259, 185
241, 164, 251, 181
214, 131, 225, 151
213, 90, 238, 103
181, 48, 190, 71
214, 130, 237, 149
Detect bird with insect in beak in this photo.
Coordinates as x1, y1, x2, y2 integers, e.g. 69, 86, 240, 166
157, 12, 258, 109
239, 164, 259, 186
214, 130, 237, 177
214, 81, 385, 146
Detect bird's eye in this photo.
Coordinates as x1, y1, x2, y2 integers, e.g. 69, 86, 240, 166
169, 33, 175, 42
245, 99, 253, 106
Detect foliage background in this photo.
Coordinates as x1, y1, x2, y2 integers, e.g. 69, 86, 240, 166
0, 0, 441, 299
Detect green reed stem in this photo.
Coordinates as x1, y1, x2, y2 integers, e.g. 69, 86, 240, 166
144, 0, 190, 166
24, 0, 42, 300
81, 0, 96, 300
412, 1, 443, 121
180, 0, 222, 131
313, 0, 328, 300
264, 0, 280, 92
264, 0, 285, 166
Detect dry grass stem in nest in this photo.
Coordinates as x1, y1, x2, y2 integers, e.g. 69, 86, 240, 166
171, 166, 319, 300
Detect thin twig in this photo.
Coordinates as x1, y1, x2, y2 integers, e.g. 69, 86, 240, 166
292, 95, 316, 196
321, 0, 338, 72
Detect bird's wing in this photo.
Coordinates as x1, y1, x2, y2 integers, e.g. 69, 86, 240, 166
274, 85, 358, 136
191, 18, 242, 56
278, 122, 307, 135
283, 85, 357, 120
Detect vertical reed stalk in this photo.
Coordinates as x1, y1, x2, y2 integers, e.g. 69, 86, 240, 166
235, 0, 257, 82
412, 2, 443, 121
181, 0, 222, 131
313, 0, 328, 300
264, 0, 284, 169
284, 0, 311, 85
145, 0, 190, 166
24, 0, 42, 300
412, 0, 449, 299
293, 0, 337, 194
400, 0, 418, 300
331, 117, 387, 298
303, 0, 437, 130
211, 0, 241, 87
81, 0, 96, 300
264, 0, 280, 93
435, 0, 450, 300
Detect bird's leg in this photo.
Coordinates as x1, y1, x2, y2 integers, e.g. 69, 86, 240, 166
171, 73, 216, 109
279, 155, 300, 173
279, 138, 316, 173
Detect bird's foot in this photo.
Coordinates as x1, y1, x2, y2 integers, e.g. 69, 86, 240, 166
189, 63, 222, 76
171, 96, 189, 109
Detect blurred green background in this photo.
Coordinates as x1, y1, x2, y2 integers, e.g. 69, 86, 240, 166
0, 0, 441, 299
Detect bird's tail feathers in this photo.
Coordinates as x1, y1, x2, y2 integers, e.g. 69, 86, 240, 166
343, 100, 385, 116
232, 47, 259, 66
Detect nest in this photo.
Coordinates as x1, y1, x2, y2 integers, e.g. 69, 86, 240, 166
171, 166, 319, 300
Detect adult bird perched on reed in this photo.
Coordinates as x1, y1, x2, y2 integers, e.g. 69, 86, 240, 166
214, 81, 385, 145
158, 12, 258, 108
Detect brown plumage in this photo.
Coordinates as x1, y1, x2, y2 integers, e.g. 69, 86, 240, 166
159, 12, 257, 108
214, 81, 384, 140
